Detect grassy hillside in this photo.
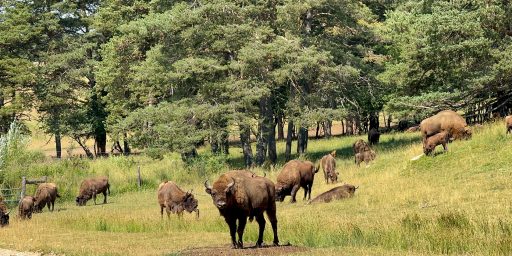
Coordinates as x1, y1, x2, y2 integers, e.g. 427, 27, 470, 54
1, 122, 512, 255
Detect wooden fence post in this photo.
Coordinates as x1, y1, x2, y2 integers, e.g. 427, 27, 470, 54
137, 165, 142, 189
21, 176, 26, 199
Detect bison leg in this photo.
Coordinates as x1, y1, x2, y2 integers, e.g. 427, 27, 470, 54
102, 191, 107, 204
226, 217, 238, 249
290, 185, 300, 203
237, 217, 247, 249
47, 202, 51, 212
266, 206, 279, 246
308, 183, 313, 200
442, 142, 448, 151
255, 213, 265, 247
51, 200, 55, 212
160, 205, 164, 218
302, 185, 308, 201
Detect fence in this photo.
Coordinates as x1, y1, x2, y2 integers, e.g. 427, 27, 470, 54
0, 176, 48, 207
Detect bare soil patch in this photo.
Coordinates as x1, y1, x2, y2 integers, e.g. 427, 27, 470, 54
176, 244, 308, 256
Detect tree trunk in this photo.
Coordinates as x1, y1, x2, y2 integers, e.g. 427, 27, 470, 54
221, 131, 229, 155
277, 115, 284, 140
285, 120, 293, 161
239, 124, 254, 168
74, 137, 94, 158
323, 120, 332, 138
387, 114, 392, 129
268, 119, 277, 165
315, 122, 320, 139
255, 98, 269, 166
55, 133, 62, 158
211, 137, 219, 154
346, 118, 353, 135
297, 126, 308, 155
369, 112, 379, 130
123, 133, 131, 155
341, 120, 345, 135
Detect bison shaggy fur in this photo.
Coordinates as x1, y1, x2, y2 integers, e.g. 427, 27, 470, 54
420, 110, 472, 145
18, 196, 35, 219
275, 160, 319, 203
205, 170, 279, 249
76, 177, 110, 206
157, 181, 198, 218
34, 183, 60, 212
320, 151, 339, 184
309, 184, 358, 204
355, 150, 376, 167
423, 131, 449, 155
353, 139, 371, 155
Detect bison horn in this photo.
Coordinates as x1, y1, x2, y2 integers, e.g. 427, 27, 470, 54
204, 180, 212, 190
355, 186, 359, 190
5, 210, 11, 215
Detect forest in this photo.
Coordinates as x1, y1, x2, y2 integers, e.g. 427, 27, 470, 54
1, 0, 512, 164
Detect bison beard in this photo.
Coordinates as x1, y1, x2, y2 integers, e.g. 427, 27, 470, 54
205, 171, 279, 249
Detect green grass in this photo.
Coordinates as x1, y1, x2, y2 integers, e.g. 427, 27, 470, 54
1, 121, 512, 255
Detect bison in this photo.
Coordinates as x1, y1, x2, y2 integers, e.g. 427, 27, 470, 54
320, 151, 339, 184
355, 150, 376, 167
420, 110, 472, 145
423, 131, 449, 155
368, 128, 380, 145
34, 183, 60, 212
0, 197, 10, 227
309, 184, 358, 204
76, 177, 110, 206
353, 139, 371, 155
205, 170, 279, 249
275, 160, 319, 203
506, 116, 512, 134
18, 196, 35, 219
157, 181, 199, 219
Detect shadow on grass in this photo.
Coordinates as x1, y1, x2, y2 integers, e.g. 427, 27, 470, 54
227, 135, 422, 169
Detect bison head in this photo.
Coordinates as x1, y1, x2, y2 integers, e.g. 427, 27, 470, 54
275, 184, 290, 202
183, 190, 199, 213
329, 171, 340, 183
76, 195, 91, 206
463, 127, 472, 139
205, 179, 235, 210
0, 210, 10, 227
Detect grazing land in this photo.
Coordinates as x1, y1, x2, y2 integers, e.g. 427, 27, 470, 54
1, 122, 512, 255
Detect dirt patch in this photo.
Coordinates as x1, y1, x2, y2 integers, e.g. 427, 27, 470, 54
176, 244, 308, 256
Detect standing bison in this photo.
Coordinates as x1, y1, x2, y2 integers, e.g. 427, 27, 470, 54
0, 197, 10, 227
157, 181, 199, 219
420, 110, 472, 144
275, 160, 319, 203
205, 170, 279, 249
320, 151, 339, 184
506, 115, 512, 134
76, 177, 110, 206
309, 184, 358, 204
18, 196, 35, 219
34, 183, 60, 212
368, 128, 380, 145
423, 131, 449, 155
355, 150, 376, 167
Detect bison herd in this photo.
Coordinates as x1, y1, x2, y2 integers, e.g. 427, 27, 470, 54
0, 110, 511, 250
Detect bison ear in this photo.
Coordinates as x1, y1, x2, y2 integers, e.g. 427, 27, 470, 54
225, 178, 235, 194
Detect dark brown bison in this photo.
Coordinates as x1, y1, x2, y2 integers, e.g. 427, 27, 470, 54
407, 126, 420, 132
352, 139, 371, 154
157, 181, 199, 219
420, 110, 472, 145
275, 160, 319, 203
320, 151, 339, 184
355, 150, 376, 167
34, 183, 60, 212
309, 184, 358, 204
0, 197, 10, 227
18, 196, 35, 219
76, 177, 110, 206
368, 128, 380, 145
423, 131, 449, 155
205, 170, 279, 249
506, 116, 512, 134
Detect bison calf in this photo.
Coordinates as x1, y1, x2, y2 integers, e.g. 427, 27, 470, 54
34, 183, 60, 212
355, 150, 376, 167
309, 184, 358, 204
157, 181, 199, 219
76, 177, 110, 206
0, 198, 10, 227
320, 151, 339, 184
368, 128, 381, 145
205, 170, 279, 249
423, 131, 449, 156
275, 160, 319, 203
18, 196, 35, 219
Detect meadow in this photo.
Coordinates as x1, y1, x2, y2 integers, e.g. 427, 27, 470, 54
1, 122, 512, 255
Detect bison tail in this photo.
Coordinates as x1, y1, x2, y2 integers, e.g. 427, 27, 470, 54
107, 184, 111, 195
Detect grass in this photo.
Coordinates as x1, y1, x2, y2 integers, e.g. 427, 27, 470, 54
1, 121, 512, 255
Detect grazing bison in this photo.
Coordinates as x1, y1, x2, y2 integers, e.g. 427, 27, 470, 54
205, 170, 279, 249
275, 160, 319, 203
420, 110, 472, 144
76, 177, 110, 206
320, 151, 339, 184
34, 183, 60, 212
309, 184, 358, 204
506, 116, 512, 134
18, 196, 35, 219
157, 181, 199, 219
407, 125, 420, 132
368, 128, 381, 145
352, 139, 371, 155
423, 131, 449, 156
0, 197, 10, 227
355, 150, 376, 167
